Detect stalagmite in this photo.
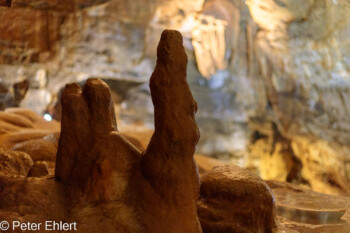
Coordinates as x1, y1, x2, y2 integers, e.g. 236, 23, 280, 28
55, 29, 202, 233
0, 30, 278, 233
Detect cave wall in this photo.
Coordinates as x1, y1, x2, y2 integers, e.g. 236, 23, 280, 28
247, 0, 350, 195
1, 0, 350, 195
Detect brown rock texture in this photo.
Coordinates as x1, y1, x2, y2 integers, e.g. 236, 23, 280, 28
0, 0, 114, 64
130, 29, 201, 233
1, 0, 350, 197
0, 148, 33, 177
28, 161, 49, 177
13, 138, 58, 162
0, 108, 60, 166
0, 177, 68, 233
0, 0, 11, 7
55, 30, 202, 233
56, 78, 139, 201
0, 30, 277, 233
0, 8, 63, 63
267, 180, 350, 232
198, 165, 277, 233
11, 0, 110, 11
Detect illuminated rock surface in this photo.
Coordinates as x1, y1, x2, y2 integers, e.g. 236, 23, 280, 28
198, 165, 276, 233
0, 30, 279, 233
55, 31, 202, 233
0, 148, 33, 177
246, 0, 350, 195
268, 181, 350, 233
1, 0, 350, 196
1, 23, 350, 232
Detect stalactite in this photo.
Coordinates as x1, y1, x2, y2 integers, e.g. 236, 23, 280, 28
191, 15, 227, 78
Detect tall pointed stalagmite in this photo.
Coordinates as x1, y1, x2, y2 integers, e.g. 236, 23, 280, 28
0, 28, 280, 233
134, 29, 202, 233
55, 30, 202, 233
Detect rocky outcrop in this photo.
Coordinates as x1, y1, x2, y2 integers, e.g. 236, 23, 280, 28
28, 161, 49, 177
198, 165, 276, 233
0, 148, 33, 177
2, 0, 350, 196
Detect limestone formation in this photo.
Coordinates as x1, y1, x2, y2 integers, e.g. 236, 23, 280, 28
0, 108, 59, 170
13, 138, 58, 162
191, 14, 227, 78
0, 30, 277, 233
131, 29, 202, 233
0, 148, 33, 177
55, 30, 202, 233
198, 165, 277, 233
28, 161, 49, 177
246, 0, 350, 195
268, 180, 350, 232
0, 108, 59, 148
1, 0, 350, 197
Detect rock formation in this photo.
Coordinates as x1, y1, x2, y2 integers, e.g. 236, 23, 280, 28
1, 0, 350, 196
198, 165, 276, 233
0, 148, 33, 177
0, 107, 59, 176
0, 108, 59, 148
0, 30, 278, 233
268, 180, 350, 232
28, 161, 49, 177
55, 30, 202, 233
130, 30, 202, 233
246, 0, 350, 195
